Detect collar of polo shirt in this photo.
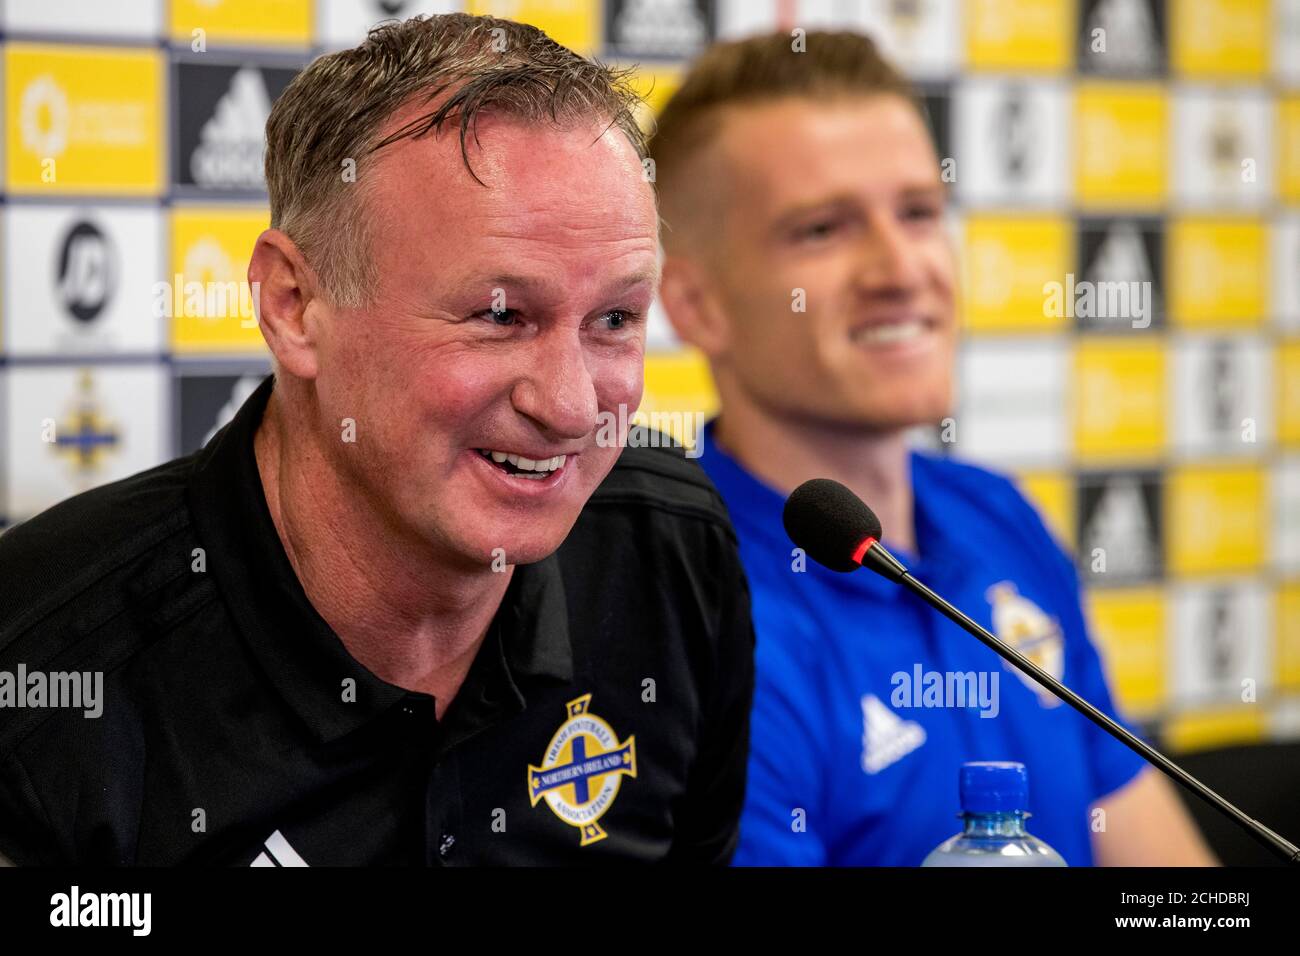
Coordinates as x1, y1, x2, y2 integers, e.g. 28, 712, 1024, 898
185, 374, 575, 746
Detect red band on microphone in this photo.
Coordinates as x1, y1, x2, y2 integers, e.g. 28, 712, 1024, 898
851, 535, 877, 565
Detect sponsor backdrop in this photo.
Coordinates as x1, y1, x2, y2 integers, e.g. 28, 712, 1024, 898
1, 0, 1298, 755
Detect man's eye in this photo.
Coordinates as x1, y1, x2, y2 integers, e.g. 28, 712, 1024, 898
601, 310, 632, 330
475, 308, 518, 326
796, 220, 840, 241
902, 204, 941, 222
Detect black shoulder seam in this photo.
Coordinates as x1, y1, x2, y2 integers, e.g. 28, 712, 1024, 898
610, 445, 718, 491
1, 507, 194, 643
581, 492, 737, 539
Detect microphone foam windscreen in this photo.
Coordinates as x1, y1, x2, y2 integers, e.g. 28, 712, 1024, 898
782, 478, 883, 573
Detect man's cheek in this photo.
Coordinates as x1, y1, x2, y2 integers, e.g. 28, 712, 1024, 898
416, 363, 507, 425
578, 441, 624, 493
924, 243, 959, 309
594, 358, 644, 420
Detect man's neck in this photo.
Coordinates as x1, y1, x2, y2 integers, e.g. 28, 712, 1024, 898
253, 389, 509, 720
712, 394, 917, 556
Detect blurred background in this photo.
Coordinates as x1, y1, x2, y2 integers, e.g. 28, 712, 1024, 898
1, 0, 1298, 861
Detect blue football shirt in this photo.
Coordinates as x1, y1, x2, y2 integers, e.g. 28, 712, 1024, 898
697, 421, 1147, 866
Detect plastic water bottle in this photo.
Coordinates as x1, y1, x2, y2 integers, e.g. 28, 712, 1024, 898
921, 761, 1067, 867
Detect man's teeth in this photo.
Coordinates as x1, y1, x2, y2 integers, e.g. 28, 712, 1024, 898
477, 449, 566, 478
852, 320, 928, 345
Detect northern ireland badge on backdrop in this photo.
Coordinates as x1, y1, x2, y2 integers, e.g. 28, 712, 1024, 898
4, 365, 168, 521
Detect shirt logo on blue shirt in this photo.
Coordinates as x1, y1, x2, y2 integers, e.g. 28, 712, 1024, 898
861, 694, 927, 774
987, 582, 1065, 708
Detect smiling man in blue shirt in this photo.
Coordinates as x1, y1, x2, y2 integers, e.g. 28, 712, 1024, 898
648, 31, 1215, 866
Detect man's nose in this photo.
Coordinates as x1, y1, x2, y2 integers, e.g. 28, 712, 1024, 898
856, 213, 926, 295
512, 327, 599, 440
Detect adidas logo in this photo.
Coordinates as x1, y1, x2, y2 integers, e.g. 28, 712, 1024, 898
191, 67, 272, 189
249, 829, 309, 867
860, 694, 926, 775
1084, 221, 1160, 328
1084, 0, 1161, 74
612, 0, 708, 55
1083, 476, 1157, 579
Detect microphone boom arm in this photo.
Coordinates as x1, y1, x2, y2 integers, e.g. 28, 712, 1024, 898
867, 542, 1300, 867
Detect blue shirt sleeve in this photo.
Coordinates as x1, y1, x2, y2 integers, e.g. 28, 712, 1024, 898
731, 602, 831, 866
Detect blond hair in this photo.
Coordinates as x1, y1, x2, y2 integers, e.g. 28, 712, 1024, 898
648, 31, 922, 250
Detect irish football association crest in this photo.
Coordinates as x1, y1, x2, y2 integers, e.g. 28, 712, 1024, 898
987, 582, 1065, 708
528, 694, 637, 846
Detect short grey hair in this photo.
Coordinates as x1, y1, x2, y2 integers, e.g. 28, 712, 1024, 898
265, 13, 647, 308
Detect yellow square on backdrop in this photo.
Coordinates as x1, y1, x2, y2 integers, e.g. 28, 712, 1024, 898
1016, 470, 1074, 550
642, 350, 717, 455
1280, 341, 1300, 447
1167, 218, 1266, 327
1166, 464, 1265, 575
1169, 0, 1268, 79
1280, 97, 1300, 205
170, 207, 271, 354
965, 0, 1073, 72
1085, 587, 1166, 717
170, 0, 311, 47
1164, 707, 1265, 752
1073, 339, 1166, 462
5, 44, 163, 196
962, 217, 1073, 333
643, 350, 717, 416
1074, 83, 1167, 209
1279, 584, 1300, 692
467, 0, 600, 56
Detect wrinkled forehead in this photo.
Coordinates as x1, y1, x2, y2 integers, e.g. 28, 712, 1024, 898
357, 108, 659, 298
364, 106, 657, 242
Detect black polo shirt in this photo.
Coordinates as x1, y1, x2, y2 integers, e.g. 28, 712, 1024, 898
0, 375, 754, 866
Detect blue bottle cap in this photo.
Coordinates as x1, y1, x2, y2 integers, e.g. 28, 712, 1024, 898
959, 761, 1028, 813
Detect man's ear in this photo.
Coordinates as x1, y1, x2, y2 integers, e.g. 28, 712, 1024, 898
658, 253, 731, 360
248, 228, 324, 380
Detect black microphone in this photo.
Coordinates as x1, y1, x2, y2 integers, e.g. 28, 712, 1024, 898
784, 477, 1300, 866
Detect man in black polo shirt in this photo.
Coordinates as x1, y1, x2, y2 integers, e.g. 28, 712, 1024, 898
0, 14, 753, 865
